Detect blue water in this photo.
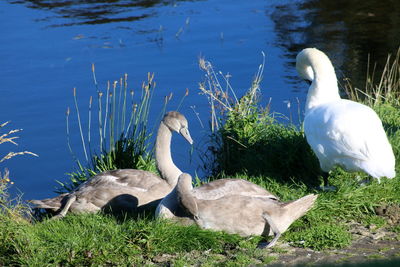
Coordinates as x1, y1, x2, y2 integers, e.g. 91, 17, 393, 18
1, 0, 399, 200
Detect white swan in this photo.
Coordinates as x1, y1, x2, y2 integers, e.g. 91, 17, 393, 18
296, 48, 396, 183
175, 173, 317, 248
30, 111, 193, 218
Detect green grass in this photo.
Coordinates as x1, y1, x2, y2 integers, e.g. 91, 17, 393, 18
391, 225, 400, 233
284, 222, 352, 250
0, 213, 267, 266
213, 110, 321, 185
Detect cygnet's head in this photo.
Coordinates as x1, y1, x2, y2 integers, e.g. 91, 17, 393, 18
163, 111, 193, 144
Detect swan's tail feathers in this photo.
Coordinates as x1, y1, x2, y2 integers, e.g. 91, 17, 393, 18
362, 160, 396, 180
283, 194, 318, 222
379, 168, 395, 180
387, 170, 396, 179
29, 193, 69, 212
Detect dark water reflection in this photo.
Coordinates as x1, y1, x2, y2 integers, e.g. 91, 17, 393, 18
271, 0, 400, 90
9, 0, 188, 26
1, 0, 400, 200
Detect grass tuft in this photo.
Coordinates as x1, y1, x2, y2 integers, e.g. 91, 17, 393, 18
199, 55, 321, 185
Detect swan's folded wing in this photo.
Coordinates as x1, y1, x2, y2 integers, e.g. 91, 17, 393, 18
304, 101, 385, 162
192, 179, 278, 200
85, 169, 163, 191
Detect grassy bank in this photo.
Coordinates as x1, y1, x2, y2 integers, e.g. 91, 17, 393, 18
1, 50, 400, 265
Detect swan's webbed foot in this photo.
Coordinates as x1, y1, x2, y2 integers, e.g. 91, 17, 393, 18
51, 195, 76, 220
317, 172, 336, 192
322, 171, 329, 186
356, 175, 374, 186
50, 213, 66, 220
261, 212, 281, 248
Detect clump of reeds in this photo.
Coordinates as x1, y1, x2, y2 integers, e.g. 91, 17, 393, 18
60, 67, 169, 192
345, 47, 400, 106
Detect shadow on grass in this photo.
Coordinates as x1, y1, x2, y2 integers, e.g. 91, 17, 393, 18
208, 119, 322, 188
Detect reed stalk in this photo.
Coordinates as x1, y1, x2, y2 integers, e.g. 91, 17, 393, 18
73, 87, 88, 162
88, 96, 93, 157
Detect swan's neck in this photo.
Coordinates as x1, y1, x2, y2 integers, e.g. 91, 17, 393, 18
177, 176, 193, 195
155, 122, 182, 186
305, 56, 341, 113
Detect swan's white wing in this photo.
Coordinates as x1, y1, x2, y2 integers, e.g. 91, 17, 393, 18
305, 100, 393, 173
306, 102, 367, 160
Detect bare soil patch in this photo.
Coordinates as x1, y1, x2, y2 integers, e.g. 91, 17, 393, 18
267, 205, 400, 266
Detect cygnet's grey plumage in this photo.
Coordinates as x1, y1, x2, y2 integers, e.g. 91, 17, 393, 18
30, 111, 193, 218
175, 173, 317, 248
156, 178, 278, 219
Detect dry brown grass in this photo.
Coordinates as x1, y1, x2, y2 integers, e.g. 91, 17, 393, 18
0, 121, 38, 164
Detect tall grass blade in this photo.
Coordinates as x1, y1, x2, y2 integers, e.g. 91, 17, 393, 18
65, 107, 77, 163
73, 88, 88, 162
